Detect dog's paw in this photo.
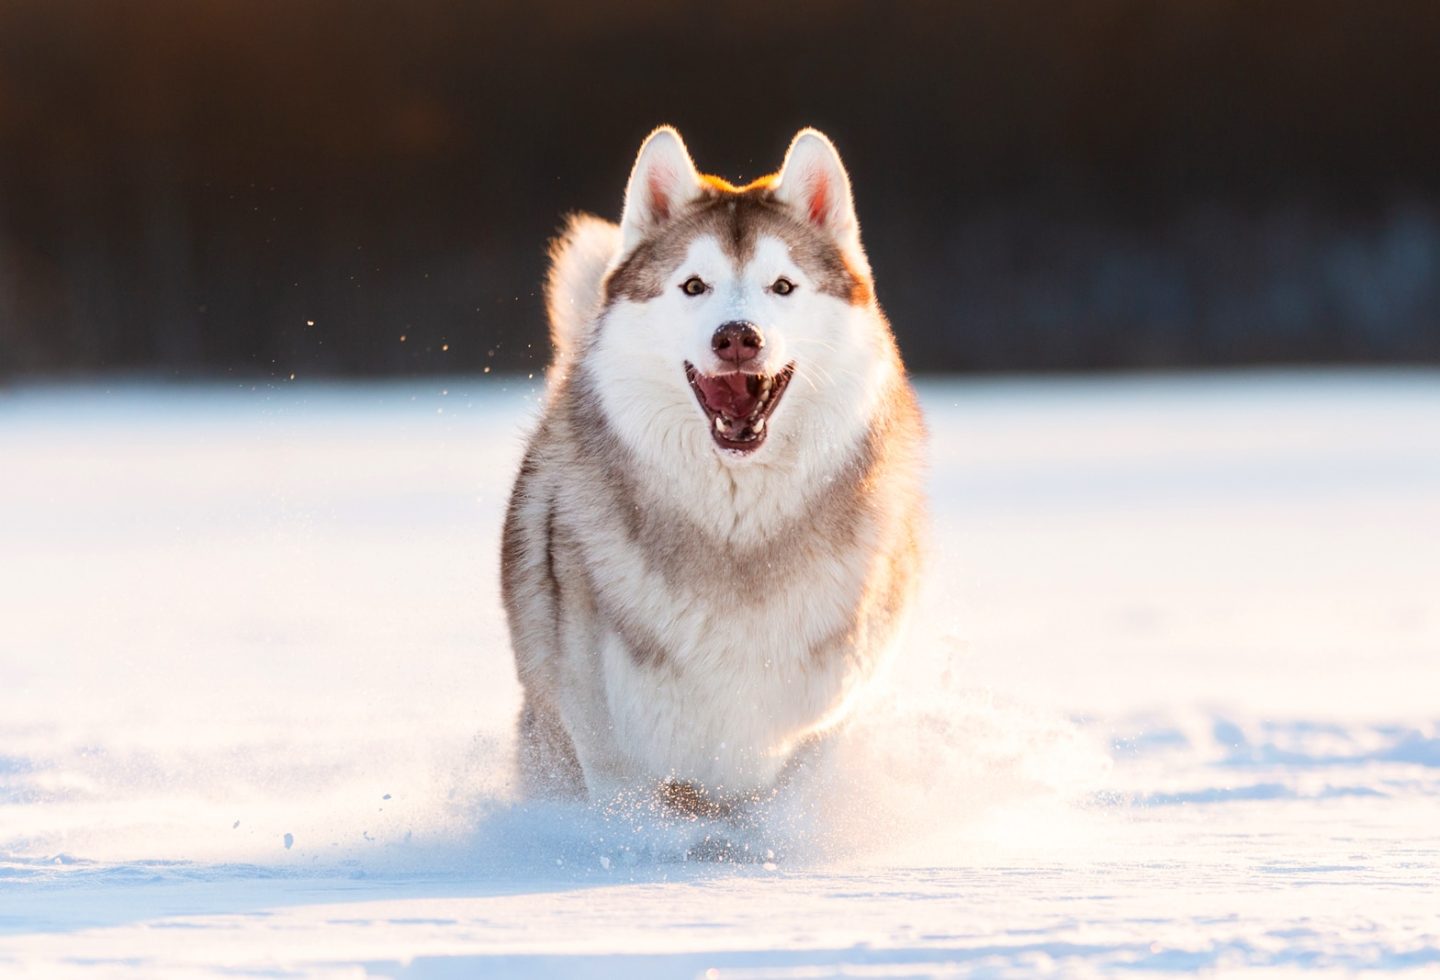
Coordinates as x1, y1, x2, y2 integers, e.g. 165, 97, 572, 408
659, 779, 738, 820
684, 834, 779, 865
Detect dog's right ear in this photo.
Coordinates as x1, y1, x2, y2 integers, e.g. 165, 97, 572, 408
619, 126, 702, 254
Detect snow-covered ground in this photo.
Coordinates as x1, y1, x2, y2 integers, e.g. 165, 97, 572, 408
1, 370, 1437, 978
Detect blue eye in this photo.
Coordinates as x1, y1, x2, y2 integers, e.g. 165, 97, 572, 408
772, 277, 795, 296
681, 276, 708, 297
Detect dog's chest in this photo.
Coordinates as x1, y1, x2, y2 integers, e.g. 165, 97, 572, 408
559, 447, 887, 790
595, 540, 871, 792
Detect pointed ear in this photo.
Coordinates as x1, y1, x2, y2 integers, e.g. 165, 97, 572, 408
775, 128, 863, 257
619, 126, 703, 254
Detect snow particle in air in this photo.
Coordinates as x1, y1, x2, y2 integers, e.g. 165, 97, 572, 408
283, 833, 294, 850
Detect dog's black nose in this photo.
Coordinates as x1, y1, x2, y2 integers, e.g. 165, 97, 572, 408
712, 321, 764, 365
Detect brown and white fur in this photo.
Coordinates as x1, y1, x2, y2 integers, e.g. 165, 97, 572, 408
501, 126, 925, 810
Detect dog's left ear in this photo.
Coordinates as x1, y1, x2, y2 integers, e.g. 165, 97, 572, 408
619, 126, 703, 255
775, 129, 865, 263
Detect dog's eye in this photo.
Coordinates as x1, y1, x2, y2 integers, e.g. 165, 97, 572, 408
771, 277, 796, 296
681, 276, 708, 297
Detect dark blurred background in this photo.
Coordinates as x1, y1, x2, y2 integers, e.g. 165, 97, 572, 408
1, 0, 1437, 379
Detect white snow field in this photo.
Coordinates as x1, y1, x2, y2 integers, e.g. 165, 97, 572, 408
1, 370, 1437, 978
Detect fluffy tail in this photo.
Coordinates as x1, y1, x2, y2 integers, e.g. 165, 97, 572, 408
545, 213, 621, 372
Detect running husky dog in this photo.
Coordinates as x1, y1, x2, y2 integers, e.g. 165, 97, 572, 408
501, 126, 925, 810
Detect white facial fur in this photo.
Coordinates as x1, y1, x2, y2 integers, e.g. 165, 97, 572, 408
585, 231, 896, 541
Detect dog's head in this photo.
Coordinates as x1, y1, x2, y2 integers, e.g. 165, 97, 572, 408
588, 127, 894, 465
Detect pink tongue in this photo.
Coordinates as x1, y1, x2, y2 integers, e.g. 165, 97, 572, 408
695, 373, 758, 419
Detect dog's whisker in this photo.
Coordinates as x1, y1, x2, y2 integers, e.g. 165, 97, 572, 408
800, 361, 837, 390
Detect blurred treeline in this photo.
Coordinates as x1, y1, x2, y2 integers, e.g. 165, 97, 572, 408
1, 0, 1437, 378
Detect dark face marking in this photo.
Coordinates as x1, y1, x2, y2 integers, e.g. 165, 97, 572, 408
604, 186, 865, 307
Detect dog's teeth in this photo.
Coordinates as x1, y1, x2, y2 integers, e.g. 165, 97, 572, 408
714, 416, 725, 433
753, 418, 765, 434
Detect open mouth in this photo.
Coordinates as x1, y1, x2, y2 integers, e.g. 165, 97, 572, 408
684, 361, 796, 453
